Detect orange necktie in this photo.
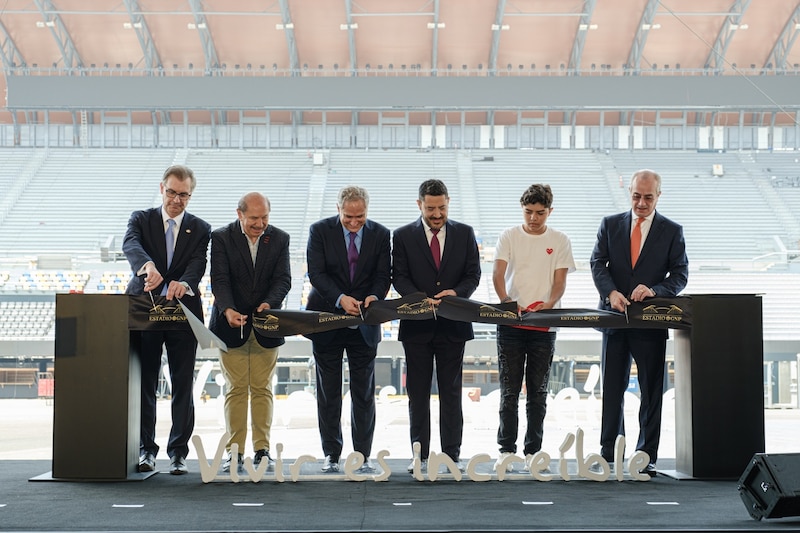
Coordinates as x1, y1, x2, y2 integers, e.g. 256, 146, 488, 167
631, 217, 644, 267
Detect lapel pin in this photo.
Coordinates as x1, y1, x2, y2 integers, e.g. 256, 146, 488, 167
185, 229, 191, 234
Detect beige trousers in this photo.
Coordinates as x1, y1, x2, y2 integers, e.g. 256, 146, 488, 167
220, 331, 278, 454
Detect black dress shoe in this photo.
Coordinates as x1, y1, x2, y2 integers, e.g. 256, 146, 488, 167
138, 451, 156, 473
169, 455, 188, 475
640, 462, 658, 477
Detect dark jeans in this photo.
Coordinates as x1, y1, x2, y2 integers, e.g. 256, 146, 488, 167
496, 326, 556, 456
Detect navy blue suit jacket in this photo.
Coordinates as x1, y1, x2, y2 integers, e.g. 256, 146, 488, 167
209, 222, 292, 349
305, 215, 392, 348
392, 218, 481, 343
590, 210, 688, 337
122, 207, 211, 320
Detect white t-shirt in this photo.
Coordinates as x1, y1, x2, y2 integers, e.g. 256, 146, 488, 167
494, 225, 576, 309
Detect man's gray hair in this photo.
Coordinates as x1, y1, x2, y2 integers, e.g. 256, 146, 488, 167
631, 169, 662, 194
337, 185, 369, 208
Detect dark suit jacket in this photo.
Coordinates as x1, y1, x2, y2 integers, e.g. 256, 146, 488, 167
122, 207, 211, 320
590, 210, 688, 338
392, 218, 481, 343
305, 215, 392, 348
209, 222, 292, 349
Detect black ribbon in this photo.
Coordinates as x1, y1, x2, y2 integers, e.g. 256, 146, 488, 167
128, 295, 191, 331
247, 294, 691, 338
438, 296, 691, 330
127, 293, 691, 337
250, 292, 435, 337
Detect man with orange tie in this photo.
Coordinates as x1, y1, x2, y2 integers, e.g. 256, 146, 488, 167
590, 169, 688, 477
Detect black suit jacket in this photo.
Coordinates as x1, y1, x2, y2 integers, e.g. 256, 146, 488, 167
305, 215, 391, 348
590, 210, 689, 337
122, 207, 211, 320
392, 218, 481, 343
209, 222, 292, 349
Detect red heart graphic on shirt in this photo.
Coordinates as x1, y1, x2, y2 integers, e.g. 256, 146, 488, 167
546, 248, 553, 255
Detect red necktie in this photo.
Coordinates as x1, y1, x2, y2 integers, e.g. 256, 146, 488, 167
430, 228, 441, 270
631, 217, 644, 267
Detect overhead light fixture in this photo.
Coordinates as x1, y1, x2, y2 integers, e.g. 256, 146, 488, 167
35, 21, 45, 28
578, 23, 598, 31
729, 23, 748, 30
641, 23, 661, 30
427, 22, 445, 29
491, 24, 510, 31
45, 20, 55, 27
276, 22, 294, 30
187, 22, 196, 29
796, 23, 800, 30
340, 23, 358, 30
123, 22, 143, 29
197, 22, 206, 29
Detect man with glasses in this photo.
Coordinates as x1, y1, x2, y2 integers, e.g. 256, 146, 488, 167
123, 165, 211, 475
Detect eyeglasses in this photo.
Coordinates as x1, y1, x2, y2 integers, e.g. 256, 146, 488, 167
165, 188, 191, 200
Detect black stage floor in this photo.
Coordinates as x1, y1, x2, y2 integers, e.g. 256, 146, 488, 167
2, 459, 799, 532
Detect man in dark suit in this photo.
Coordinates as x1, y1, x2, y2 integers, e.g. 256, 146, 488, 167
306, 185, 391, 473
123, 165, 211, 475
209, 192, 291, 473
590, 169, 688, 476
392, 179, 481, 473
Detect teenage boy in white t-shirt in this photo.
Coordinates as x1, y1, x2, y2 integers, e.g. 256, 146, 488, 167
492, 184, 576, 472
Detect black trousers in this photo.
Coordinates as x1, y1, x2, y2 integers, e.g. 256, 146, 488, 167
139, 329, 197, 459
403, 336, 465, 461
312, 328, 377, 460
600, 330, 666, 464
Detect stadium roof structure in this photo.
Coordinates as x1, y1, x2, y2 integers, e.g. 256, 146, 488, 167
1, 0, 800, 124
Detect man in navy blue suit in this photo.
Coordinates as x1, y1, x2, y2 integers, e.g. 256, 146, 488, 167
590, 169, 688, 477
392, 179, 481, 473
305, 185, 391, 474
123, 165, 211, 475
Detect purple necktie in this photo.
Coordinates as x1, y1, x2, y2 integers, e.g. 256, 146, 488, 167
430, 228, 441, 270
347, 231, 358, 281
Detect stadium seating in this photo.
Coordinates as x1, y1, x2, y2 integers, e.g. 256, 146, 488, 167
0, 148, 799, 344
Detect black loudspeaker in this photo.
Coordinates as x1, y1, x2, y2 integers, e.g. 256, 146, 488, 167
738, 453, 800, 520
